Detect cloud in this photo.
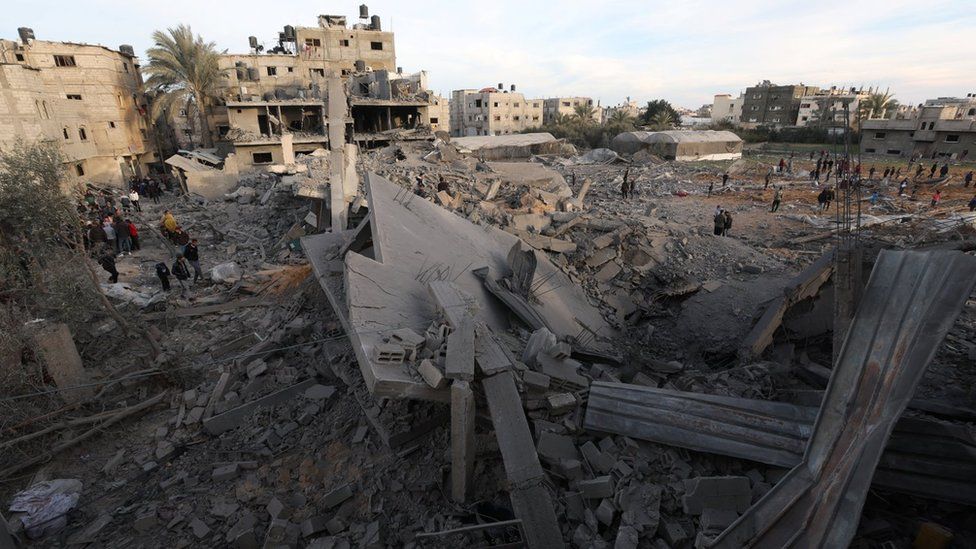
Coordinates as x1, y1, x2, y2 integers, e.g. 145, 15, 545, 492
5, 0, 974, 107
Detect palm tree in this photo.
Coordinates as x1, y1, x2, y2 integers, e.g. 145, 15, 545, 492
144, 25, 224, 148
572, 104, 596, 126
858, 91, 898, 121
649, 111, 674, 130
607, 109, 634, 126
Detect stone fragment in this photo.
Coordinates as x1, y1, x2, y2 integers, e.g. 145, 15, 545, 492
578, 476, 614, 499
212, 463, 240, 482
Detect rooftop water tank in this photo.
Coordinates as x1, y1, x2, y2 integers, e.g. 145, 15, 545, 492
359, 4, 369, 19
370, 15, 381, 31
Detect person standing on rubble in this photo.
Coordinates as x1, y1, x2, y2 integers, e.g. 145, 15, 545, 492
940, 163, 950, 179
931, 190, 942, 208
929, 163, 938, 178
770, 187, 782, 212
764, 169, 772, 190
183, 238, 203, 284
968, 195, 976, 212
115, 218, 131, 256
899, 179, 909, 196
778, 158, 786, 173
161, 210, 177, 235
172, 253, 191, 292
817, 188, 828, 212
102, 217, 117, 254
915, 163, 924, 179
621, 170, 630, 199
824, 186, 834, 211
98, 248, 119, 283
722, 209, 733, 236
155, 261, 171, 292
127, 219, 140, 251
713, 207, 726, 235
129, 188, 141, 212
965, 170, 974, 188
722, 172, 729, 187
707, 179, 714, 197
437, 175, 450, 194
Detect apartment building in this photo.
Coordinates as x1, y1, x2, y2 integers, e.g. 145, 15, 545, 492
710, 93, 743, 125
861, 95, 976, 160
739, 81, 820, 128
449, 86, 543, 137
202, 9, 437, 170
542, 97, 600, 124
795, 87, 874, 129
427, 95, 450, 133
0, 28, 154, 186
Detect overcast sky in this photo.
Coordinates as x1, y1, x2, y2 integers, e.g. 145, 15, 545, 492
6, 0, 975, 109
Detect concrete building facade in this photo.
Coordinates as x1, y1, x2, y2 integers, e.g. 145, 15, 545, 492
542, 97, 600, 124
861, 96, 976, 160
200, 10, 437, 171
0, 31, 154, 186
710, 93, 743, 125
739, 81, 820, 128
795, 87, 870, 129
449, 87, 543, 137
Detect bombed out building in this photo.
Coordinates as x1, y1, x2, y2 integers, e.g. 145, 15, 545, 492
195, 7, 438, 170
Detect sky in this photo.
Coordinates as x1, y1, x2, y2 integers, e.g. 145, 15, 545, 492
6, 0, 975, 109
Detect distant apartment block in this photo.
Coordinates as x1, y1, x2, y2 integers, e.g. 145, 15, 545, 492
739, 81, 820, 128
795, 87, 871, 129
0, 28, 155, 186
711, 93, 743, 125
542, 97, 600, 124
449, 85, 543, 137
861, 94, 976, 160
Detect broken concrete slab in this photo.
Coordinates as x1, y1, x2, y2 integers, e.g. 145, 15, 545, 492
444, 318, 475, 381
31, 322, 92, 404
450, 381, 476, 502
682, 476, 751, 515
203, 379, 317, 435
302, 172, 610, 402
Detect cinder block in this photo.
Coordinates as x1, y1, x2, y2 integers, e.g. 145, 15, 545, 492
578, 475, 614, 499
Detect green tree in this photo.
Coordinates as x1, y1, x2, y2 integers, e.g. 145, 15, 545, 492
858, 91, 899, 121
144, 25, 224, 148
648, 111, 675, 130
572, 104, 597, 127
640, 99, 682, 127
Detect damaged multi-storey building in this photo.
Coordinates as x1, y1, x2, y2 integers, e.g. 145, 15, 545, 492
450, 85, 544, 137
0, 28, 156, 186
183, 8, 440, 172
862, 94, 976, 160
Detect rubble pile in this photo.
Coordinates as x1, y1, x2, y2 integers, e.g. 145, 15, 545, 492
3, 139, 976, 549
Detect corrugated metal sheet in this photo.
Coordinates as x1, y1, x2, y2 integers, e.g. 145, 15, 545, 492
712, 250, 976, 548
584, 382, 976, 504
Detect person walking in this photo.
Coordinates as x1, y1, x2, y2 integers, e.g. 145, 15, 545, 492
915, 163, 924, 179
899, 179, 908, 196
155, 261, 171, 291
965, 170, 974, 188
824, 187, 834, 211
722, 172, 729, 187
931, 190, 942, 208
172, 253, 191, 292
127, 219, 140, 251
102, 218, 117, 253
129, 188, 141, 212
183, 238, 203, 283
722, 210, 733, 236
120, 193, 131, 213
940, 163, 949, 179
713, 207, 726, 236
115, 218, 131, 255
707, 179, 714, 197
929, 163, 938, 178
98, 249, 119, 283
869, 191, 879, 206
765, 169, 772, 190
968, 195, 976, 212
771, 187, 782, 212
161, 210, 177, 239
817, 188, 828, 212
149, 180, 161, 204
620, 172, 630, 199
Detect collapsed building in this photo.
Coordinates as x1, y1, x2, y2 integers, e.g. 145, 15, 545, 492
169, 8, 441, 174
0, 28, 156, 186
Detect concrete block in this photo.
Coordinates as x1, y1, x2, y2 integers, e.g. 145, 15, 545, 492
266, 497, 286, 519
322, 484, 353, 508
418, 359, 449, 389
189, 517, 210, 539
373, 343, 406, 364
536, 431, 579, 463
32, 322, 92, 404
700, 507, 738, 534
682, 476, 751, 515
614, 525, 639, 549
546, 392, 577, 413
304, 384, 336, 400
578, 476, 614, 499
521, 370, 551, 392
212, 463, 239, 482
580, 441, 613, 474
445, 318, 475, 381
659, 518, 689, 546
596, 499, 616, 526
301, 516, 330, 538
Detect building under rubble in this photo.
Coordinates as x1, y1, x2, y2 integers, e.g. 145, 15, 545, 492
0, 28, 156, 186
176, 8, 441, 172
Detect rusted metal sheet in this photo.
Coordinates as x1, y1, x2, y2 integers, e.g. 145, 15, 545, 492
584, 382, 976, 505
712, 250, 976, 548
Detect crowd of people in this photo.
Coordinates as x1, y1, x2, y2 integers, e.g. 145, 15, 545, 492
80, 175, 206, 295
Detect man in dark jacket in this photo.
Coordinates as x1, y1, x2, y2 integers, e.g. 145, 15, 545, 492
172, 253, 191, 292
155, 261, 171, 291
99, 249, 119, 283
183, 239, 203, 283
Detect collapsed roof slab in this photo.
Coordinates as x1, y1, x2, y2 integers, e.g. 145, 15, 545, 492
303, 172, 611, 401
711, 250, 976, 548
